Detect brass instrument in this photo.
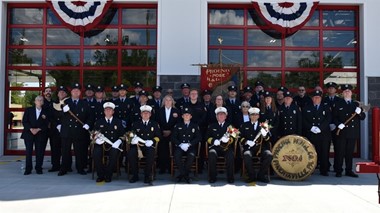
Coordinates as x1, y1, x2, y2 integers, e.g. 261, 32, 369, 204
122, 131, 148, 159
91, 130, 123, 152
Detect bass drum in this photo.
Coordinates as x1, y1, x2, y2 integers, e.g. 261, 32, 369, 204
271, 135, 317, 181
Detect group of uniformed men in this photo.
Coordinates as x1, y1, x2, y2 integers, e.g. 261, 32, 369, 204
22, 80, 366, 185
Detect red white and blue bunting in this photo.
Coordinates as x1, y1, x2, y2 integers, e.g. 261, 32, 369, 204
252, 1, 319, 35
46, 0, 113, 32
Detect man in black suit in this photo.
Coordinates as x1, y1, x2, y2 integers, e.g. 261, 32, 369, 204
156, 95, 180, 174
21, 95, 49, 175
113, 84, 133, 130
110, 85, 119, 102
128, 105, 162, 185
239, 107, 272, 183
58, 83, 93, 176
302, 90, 332, 176
333, 84, 366, 178
93, 85, 106, 122
225, 85, 241, 118
171, 108, 201, 183
207, 107, 235, 183
92, 102, 125, 183
175, 83, 191, 110
293, 86, 312, 110
130, 81, 144, 105
278, 91, 302, 137
148, 86, 163, 114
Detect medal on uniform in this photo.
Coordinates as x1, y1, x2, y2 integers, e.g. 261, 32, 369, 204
192, 128, 195, 133
173, 113, 178, 118
114, 125, 117, 130
41, 114, 46, 119
100, 125, 104, 128
323, 111, 325, 115
293, 110, 296, 114
151, 127, 154, 131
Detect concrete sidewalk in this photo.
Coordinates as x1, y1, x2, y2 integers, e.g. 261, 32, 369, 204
0, 156, 379, 213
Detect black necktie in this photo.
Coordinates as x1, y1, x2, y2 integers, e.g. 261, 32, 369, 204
107, 119, 111, 124
315, 105, 318, 110
347, 101, 351, 105
73, 100, 77, 105
231, 99, 234, 104
220, 123, 223, 128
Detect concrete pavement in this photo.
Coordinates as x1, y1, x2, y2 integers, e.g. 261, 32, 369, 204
0, 156, 379, 213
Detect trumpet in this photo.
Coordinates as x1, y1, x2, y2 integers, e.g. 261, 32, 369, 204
91, 130, 123, 152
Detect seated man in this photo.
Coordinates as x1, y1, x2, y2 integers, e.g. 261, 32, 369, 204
92, 102, 125, 183
128, 105, 161, 185
207, 107, 235, 184
171, 108, 201, 183
239, 107, 272, 183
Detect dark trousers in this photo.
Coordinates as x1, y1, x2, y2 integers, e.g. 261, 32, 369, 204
49, 128, 61, 169
128, 145, 155, 179
208, 147, 234, 180
310, 138, 330, 174
93, 145, 120, 179
157, 135, 170, 172
335, 137, 356, 173
24, 134, 47, 172
61, 137, 87, 172
243, 148, 273, 179
330, 132, 339, 171
174, 147, 195, 177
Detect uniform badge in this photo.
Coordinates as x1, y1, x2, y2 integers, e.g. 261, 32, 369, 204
114, 125, 117, 130
41, 114, 46, 119
213, 129, 217, 131
178, 127, 182, 130
323, 111, 325, 115
293, 110, 296, 114
137, 129, 140, 132
192, 128, 195, 133
100, 125, 104, 128
307, 110, 311, 113
151, 127, 154, 132
173, 113, 178, 118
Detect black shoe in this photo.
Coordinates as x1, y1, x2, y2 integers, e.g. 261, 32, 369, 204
87, 168, 92, 173
159, 169, 166, 174
336, 172, 342, 177
58, 171, 67, 176
227, 178, 234, 184
96, 177, 105, 182
247, 177, 256, 183
209, 178, 216, 183
24, 171, 31, 175
176, 175, 183, 183
78, 170, 87, 175
129, 176, 139, 183
258, 176, 270, 183
320, 172, 329, 176
184, 176, 191, 184
105, 177, 112, 183
68, 168, 73, 172
346, 171, 359, 178
36, 170, 43, 175
48, 168, 60, 172
144, 177, 152, 185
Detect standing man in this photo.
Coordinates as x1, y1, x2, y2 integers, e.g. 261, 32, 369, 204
49, 86, 68, 172
225, 85, 241, 118
130, 81, 144, 105
302, 90, 332, 176
175, 83, 191, 110
171, 108, 201, 183
253, 81, 265, 107
128, 105, 161, 185
333, 84, 366, 178
110, 85, 120, 102
239, 107, 272, 183
148, 86, 163, 111
21, 96, 49, 175
278, 91, 302, 137
276, 86, 287, 109
113, 84, 133, 129
207, 107, 235, 183
93, 85, 106, 122
92, 102, 125, 183
58, 83, 93, 176
293, 86, 312, 110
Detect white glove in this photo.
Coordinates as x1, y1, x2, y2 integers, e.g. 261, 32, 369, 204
63, 105, 70, 112
338, 123, 345, 130
311, 126, 320, 134
56, 124, 61, 132
329, 124, 336, 131
246, 140, 255, 147
214, 139, 220, 146
83, 124, 90, 130
112, 139, 122, 149
131, 136, 139, 145
95, 138, 104, 145
145, 140, 154, 147
221, 136, 229, 143
315, 127, 321, 134
355, 107, 362, 114
260, 128, 268, 137
183, 143, 190, 151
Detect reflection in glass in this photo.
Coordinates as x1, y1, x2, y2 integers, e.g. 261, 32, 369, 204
122, 29, 156, 46
323, 72, 357, 87
84, 29, 118, 46
46, 49, 80, 66
84, 49, 118, 66
84, 70, 117, 88
209, 29, 243, 46
9, 90, 40, 109
209, 50, 243, 65
323, 31, 356, 48
7, 132, 24, 150
9, 28, 43, 45
47, 9, 62, 25
304, 10, 319, 26
98, 8, 118, 25
46, 70, 80, 88
323, 51, 356, 68
8, 69, 42, 88
248, 30, 281, 46
286, 30, 319, 47
285, 71, 320, 88
323, 10, 356, 27
123, 9, 157, 25
8, 49, 42, 66
285, 51, 319, 68
209, 9, 244, 25
122, 50, 156, 66
248, 50, 281, 67
121, 70, 156, 88
247, 71, 282, 89
248, 9, 265, 26
47, 29, 80, 45
10, 8, 43, 24
8, 111, 24, 130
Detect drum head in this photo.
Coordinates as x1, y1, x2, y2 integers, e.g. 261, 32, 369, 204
271, 135, 317, 181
